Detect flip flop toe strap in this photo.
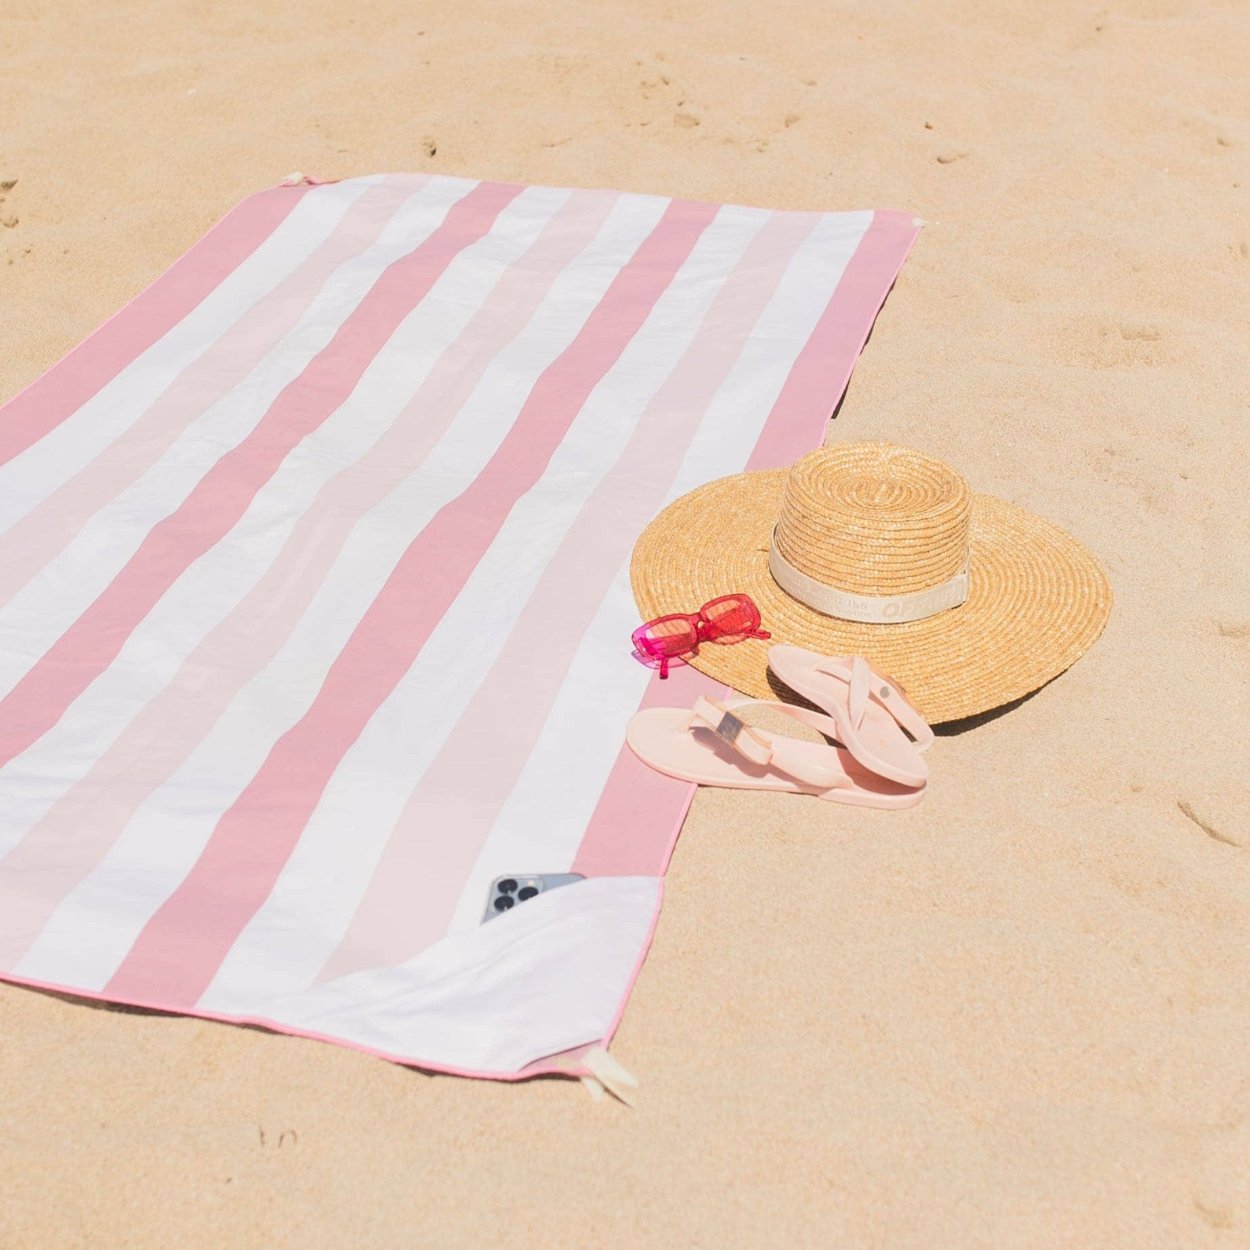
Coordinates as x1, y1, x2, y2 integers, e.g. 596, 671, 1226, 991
837, 656, 933, 748
861, 661, 933, 747
688, 696, 849, 788
688, 696, 773, 765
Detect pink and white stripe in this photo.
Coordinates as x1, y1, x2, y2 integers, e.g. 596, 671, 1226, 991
0, 173, 918, 1078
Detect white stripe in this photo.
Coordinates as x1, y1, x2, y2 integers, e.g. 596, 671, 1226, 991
671, 210, 870, 491
0, 179, 381, 530
14, 188, 660, 991
197, 200, 766, 1006
0, 177, 474, 706
444, 211, 871, 931
448, 576, 648, 932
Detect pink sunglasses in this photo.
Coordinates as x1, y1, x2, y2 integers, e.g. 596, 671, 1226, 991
631, 593, 771, 679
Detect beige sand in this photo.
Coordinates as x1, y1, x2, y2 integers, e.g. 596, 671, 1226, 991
2, 1, 1248, 1246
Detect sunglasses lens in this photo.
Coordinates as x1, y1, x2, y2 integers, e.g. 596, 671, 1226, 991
703, 595, 760, 643
634, 617, 699, 659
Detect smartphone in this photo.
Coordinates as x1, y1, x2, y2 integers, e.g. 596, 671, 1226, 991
482, 872, 585, 922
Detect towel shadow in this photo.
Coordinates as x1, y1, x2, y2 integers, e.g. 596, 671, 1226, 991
27, 984, 170, 1017
11, 984, 587, 1088
823, 270, 900, 431
12, 984, 278, 1043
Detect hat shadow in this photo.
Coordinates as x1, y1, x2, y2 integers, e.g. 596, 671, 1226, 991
930, 687, 1042, 736
763, 670, 1048, 736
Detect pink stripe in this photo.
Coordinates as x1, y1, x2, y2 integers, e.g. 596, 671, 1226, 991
746, 209, 920, 470
574, 209, 921, 874
319, 212, 816, 979
0, 189, 615, 974
0, 181, 521, 774
103, 197, 718, 1006
572, 665, 714, 877
0, 185, 311, 467
0, 182, 420, 612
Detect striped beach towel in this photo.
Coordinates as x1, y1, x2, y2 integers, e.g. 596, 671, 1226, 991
0, 173, 917, 1080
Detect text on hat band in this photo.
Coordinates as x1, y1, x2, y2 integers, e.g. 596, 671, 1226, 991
768, 528, 969, 624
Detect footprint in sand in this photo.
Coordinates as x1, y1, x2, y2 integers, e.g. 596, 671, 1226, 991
1192, 1198, 1236, 1231
1177, 799, 1242, 848
1057, 317, 1168, 369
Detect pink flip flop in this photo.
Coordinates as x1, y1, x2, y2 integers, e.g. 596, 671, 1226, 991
767, 647, 933, 788
625, 695, 925, 809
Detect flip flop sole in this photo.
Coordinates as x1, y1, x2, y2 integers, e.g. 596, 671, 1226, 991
625, 707, 925, 809
768, 646, 930, 787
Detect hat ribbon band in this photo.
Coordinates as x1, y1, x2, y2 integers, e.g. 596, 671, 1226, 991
768, 530, 969, 624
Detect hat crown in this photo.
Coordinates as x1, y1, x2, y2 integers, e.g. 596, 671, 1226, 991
773, 443, 971, 596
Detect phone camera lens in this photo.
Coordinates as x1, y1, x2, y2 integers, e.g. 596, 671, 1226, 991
517, 886, 538, 901
493, 896, 514, 911
497, 878, 518, 894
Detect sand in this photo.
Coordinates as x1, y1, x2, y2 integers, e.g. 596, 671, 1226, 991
2, 1, 1248, 1246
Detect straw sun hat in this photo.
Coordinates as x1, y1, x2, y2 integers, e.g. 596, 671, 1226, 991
631, 442, 1112, 724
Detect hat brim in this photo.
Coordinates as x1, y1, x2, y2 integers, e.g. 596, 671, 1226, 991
630, 468, 1112, 724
